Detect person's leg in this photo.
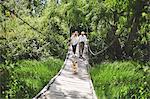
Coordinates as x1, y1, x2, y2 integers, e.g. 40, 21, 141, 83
82, 42, 85, 55
79, 43, 81, 56
80, 42, 84, 57
79, 42, 84, 58
79, 43, 82, 57
74, 44, 77, 55
72, 44, 77, 55
72, 45, 75, 54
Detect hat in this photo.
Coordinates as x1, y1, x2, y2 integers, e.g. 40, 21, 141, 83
81, 31, 85, 35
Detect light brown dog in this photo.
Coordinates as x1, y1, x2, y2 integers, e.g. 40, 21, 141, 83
71, 55, 78, 74
71, 60, 78, 74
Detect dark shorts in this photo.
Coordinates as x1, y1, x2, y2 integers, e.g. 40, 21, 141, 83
79, 42, 85, 56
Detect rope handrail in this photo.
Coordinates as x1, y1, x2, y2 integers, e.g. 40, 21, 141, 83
88, 39, 116, 56
0, 3, 42, 34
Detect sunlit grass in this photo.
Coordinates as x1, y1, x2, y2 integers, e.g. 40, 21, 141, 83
2, 57, 63, 99
90, 61, 150, 99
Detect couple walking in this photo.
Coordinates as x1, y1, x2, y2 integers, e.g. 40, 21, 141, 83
70, 31, 87, 59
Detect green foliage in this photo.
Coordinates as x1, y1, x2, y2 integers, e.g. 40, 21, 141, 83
0, 2, 68, 62
0, 0, 150, 98
91, 61, 150, 98
0, 57, 63, 98
87, 0, 150, 61
1, 0, 149, 62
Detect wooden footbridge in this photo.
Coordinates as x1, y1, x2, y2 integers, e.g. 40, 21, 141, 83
33, 44, 97, 99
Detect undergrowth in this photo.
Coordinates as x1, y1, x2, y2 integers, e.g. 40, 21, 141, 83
90, 61, 150, 99
0, 57, 63, 99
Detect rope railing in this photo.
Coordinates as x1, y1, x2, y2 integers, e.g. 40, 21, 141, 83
88, 39, 116, 56
0, 3, 42, 34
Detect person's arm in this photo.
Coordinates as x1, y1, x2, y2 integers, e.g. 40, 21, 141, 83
78, 35, 81, 43
77, 36, 80, 44
84, 35, 88, 44
68, 35, 73, 46
67, 38, 71, 46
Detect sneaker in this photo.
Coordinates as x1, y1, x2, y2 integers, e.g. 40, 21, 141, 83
75, 54, 78, 57
79, 56, 83, 59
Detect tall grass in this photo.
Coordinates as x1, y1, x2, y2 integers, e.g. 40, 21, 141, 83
90, 61, 150, 99
0, 57, 63, 99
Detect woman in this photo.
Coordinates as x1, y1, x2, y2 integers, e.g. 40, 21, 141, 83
70, 31, 79, 55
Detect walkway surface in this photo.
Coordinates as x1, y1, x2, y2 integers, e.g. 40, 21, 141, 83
33, 44, 97, 99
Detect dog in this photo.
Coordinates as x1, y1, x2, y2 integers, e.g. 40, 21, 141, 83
71, 60, 78, 74
71, 55, 78, 74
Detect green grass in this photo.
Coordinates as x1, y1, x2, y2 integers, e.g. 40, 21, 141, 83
90, 61, 150, 99
1, 57, 63, 99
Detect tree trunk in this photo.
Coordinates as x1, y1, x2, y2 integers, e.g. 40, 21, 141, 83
124, 0, 144, 58
106, 10, 122, 60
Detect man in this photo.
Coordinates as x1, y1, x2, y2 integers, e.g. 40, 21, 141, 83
79, 31, 87, 58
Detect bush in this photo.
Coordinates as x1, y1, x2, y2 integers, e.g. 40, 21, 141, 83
1, 57, 63, 99
90, 61, 150, 99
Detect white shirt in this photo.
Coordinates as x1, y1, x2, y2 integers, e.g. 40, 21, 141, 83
71, 35, 79, 45
79, 35, 87, 43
